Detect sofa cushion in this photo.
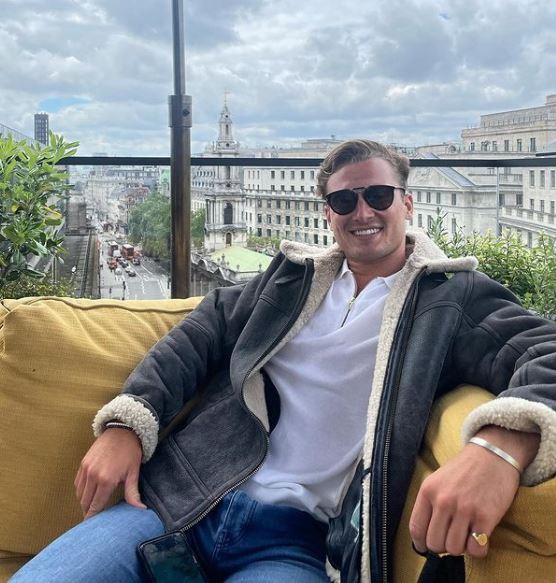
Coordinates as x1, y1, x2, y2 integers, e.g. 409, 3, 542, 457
0, 296, 200, 558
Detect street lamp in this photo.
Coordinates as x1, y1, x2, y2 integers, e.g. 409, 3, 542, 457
169, 0, 192, 298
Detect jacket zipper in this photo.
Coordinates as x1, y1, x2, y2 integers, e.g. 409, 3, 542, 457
178, 259, 315, 533
378, 269, 425, 583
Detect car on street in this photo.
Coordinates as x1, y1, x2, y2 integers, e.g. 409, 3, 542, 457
125, 267, 137, 276
114, 267, 122, 275
132, 258, 141, 265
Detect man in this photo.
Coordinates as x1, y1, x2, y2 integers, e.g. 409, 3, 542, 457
11, 140, 556, 582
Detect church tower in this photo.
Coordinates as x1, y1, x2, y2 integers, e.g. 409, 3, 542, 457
204, 97, 247, 251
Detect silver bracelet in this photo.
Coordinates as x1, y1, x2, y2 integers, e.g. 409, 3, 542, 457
105, 421, 135, 433
468, 436, 523, 475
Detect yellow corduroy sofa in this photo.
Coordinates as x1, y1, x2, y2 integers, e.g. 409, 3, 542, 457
1, 296, 555, 582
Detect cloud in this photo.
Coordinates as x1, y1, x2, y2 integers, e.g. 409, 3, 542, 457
1, 0, 555, 154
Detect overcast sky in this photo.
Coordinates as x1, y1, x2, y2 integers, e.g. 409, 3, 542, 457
2, 0, 555, 155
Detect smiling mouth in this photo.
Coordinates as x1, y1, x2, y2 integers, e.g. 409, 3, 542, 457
351, 227, 382, 236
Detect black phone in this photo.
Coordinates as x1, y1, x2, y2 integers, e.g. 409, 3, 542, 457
137, 531, 209, 583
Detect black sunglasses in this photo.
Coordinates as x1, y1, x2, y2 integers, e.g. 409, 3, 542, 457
325, 184, 405, 215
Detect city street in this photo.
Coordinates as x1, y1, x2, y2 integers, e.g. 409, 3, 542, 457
98, 238, 170, 300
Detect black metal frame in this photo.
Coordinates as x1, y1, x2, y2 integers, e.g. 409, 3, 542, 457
61, 156, 556, 168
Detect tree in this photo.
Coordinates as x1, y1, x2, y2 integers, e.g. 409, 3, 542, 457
428, 212, 556, 318
191, 208, 206, 248
127, 192, 171, 259
0, 132, 78, 295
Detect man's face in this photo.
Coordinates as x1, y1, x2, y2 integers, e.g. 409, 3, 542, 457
324, 158, 413, 274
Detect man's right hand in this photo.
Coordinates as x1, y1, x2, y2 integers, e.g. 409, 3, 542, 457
74, 428, 146, 519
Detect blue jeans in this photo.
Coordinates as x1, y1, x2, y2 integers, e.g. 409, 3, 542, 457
9, 491, 329, 582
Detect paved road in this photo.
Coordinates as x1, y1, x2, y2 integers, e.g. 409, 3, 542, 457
98, 240, 170, 300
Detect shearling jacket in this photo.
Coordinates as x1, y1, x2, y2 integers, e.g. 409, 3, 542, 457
94, 231, 556, 583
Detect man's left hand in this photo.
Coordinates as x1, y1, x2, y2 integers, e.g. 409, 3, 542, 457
409, 426, 539, 558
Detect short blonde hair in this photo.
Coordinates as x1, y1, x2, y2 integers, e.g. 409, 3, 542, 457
316, 139, 410, 198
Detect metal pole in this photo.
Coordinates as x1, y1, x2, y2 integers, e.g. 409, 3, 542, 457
496, 166, 500, 236
169, 0, 192, 297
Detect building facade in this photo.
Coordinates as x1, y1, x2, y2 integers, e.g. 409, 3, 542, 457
34, 113, 49, 144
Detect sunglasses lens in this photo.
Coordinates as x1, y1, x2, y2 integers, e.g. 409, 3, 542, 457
327, 190, 357, 215
362, 185, 395, 210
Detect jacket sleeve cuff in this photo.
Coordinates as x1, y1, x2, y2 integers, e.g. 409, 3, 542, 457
461, 396, 556, 486
92, 395, 159, 462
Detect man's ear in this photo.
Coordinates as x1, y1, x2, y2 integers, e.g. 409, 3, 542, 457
324, 203, 331, 225
403, 193, 414, 219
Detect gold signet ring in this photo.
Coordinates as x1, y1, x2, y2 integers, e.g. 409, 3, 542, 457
471, 532, 489, 546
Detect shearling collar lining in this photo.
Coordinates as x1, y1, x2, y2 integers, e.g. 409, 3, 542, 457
280, 230, 478, 274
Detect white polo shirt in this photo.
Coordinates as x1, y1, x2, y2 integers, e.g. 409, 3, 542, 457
241, 261, 399, 521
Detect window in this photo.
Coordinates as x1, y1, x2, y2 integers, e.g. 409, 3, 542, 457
481, 141, 488, 152
304, 217, 309, 227
551, 201, 555, 215
314, 202, 319, 211
451, 193, 457, 206
504, 140, 510, 152
257, 228, 262, 236
304, 233, 309, 243
451, 218, 457, 234
285, 215, 291, 225
323, 219, 328, 229
418, 214, 423, 228
516, 193, 523, 207
300, 185, 305, 192
281, 171, 285, 179
266, 200, 272, 208
436, 192, 441, 204
266, 214, 272, 223
257, 214, 262, 223
551, 170, 556, 188
323, 235, 328, 246
266, 229, 271, 238
540, 200, 545, 213
517, 139, 522, 152
492, 141, 498, 152
300, 171, 305, 179
290, 171, 295, 179
290, 185, 295, 192
285, 200, 291, 209
540, 170, 545, 188
314, 218, 319, 228
313, 234, 319, 244
417, 192, 422, 202
530, 199, 535, 210
294, 216, 300, 226
257, 199, 262, 208
310, 170, 315, 180
527, 232, 533, 248
470, 142, 475, 151
427, 215, 433, 229
281, 185, 285, 191
276, 200, 281, 209
426, 191, 431, 203
499, 193, 505, 207
271, 170, 275, 179
304, 201, 309, 211
276, 215, 281, 224
270, 184, 275, 191
529, 171, 535, 186
530, 137, 536, 152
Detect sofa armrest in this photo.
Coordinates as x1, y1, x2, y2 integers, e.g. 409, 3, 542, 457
393, 385, 556, 583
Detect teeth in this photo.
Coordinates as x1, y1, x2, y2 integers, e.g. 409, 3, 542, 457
353, 228, 381, 235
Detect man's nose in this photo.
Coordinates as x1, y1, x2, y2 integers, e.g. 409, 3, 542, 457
352, 193, 375, 219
